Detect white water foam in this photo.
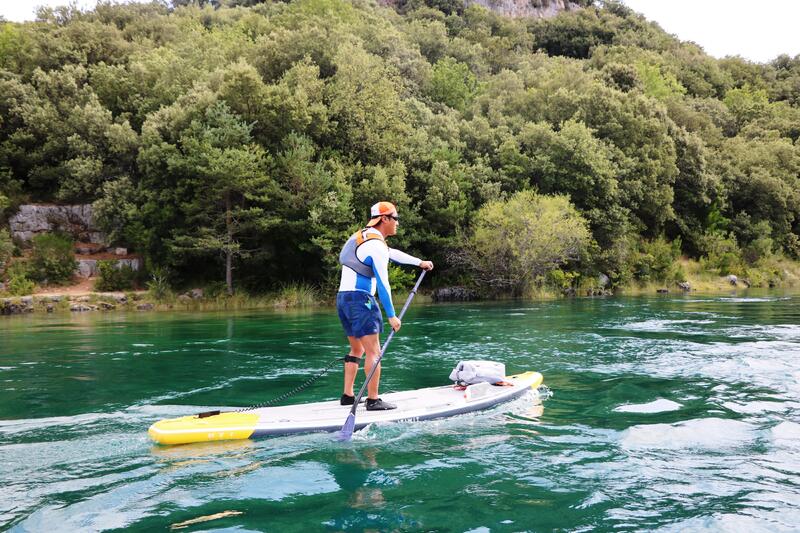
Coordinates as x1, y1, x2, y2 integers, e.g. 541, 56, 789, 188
614, 399, 682, 414
620, 418, 756, 450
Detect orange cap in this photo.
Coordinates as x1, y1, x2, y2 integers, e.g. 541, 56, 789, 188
366, 201, 397, 227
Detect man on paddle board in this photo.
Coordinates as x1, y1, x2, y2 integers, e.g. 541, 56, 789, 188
337, 201, 433, 410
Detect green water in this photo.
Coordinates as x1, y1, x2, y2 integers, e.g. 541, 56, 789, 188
2, 293, 800, 532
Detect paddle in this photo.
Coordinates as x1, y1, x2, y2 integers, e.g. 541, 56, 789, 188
337, 269, 427, 441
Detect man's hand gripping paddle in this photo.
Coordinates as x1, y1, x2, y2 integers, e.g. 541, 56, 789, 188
337, 270, 427, 441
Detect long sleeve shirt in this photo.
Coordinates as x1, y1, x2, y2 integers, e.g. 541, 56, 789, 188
337, 228, 421, 317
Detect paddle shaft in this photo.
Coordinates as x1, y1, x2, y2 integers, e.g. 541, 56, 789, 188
348, 270, 427, 415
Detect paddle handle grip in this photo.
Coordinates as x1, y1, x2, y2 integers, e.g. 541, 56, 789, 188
350, 269, 426, 413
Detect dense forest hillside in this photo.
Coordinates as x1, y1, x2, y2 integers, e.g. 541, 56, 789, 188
1, 0, 799, 296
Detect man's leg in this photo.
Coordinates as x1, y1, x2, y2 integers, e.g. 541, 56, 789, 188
359, 333, 382, 400
343, 336, 365, 397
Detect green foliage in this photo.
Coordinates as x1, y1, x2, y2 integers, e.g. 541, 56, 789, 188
632, 237, 682, 282
0, 0, 799, 294
700, 232, 743, 276
95, 260, 137, 291
203, 281, 228, 299
461, 190, 591, 294
427, 57, 478, 111
3, 262, 36, 296
28, 233, 76, 285
146, 267, 172, 300
272, 282, 319, 308
530, 8, 616, 59
635, 62, 686, 100
723, 84, 770, 130
0, 228, 13, 273
545, 268, 579, 290
389, 263, 417, 291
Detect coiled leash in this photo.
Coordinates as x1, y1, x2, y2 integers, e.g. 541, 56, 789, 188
196, 355, 354, 418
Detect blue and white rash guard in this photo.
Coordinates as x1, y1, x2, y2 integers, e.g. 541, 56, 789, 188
338, 228, 422, 318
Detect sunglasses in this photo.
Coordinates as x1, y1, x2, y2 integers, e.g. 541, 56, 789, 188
384, 214, 399, 221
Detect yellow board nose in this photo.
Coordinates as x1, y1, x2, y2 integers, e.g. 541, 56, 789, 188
148, 412, 259, 445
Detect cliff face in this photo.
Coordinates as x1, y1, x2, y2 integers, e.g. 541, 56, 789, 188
378, 0, 583, 19
9, 205, 105, 244
465, 0, 582, 19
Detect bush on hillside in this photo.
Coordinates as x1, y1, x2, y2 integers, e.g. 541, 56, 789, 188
700, 232, 744, 276
458, 190, 591, 295
0, 229, 13, 274
28, 233, 76, 285
3, 262, 35, 296
95, 260, 137, 291
633, 237, 683, 282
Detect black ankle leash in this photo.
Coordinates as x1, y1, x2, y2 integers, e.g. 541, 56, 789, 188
196, 355, 351, 418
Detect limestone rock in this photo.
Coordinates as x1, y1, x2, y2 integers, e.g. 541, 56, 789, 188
9, 204, 105, 243
677, 281, 691, 291
727, 274, 738, 286
117, 258, 141, 270
431, 286, 478, 302
70, 304, 93, 312
466, 0, 582, 18
137, 303, 154, 311
379, 0, 582, 19
77, 259, 98, 278
586, 288, 612, 296
1, 298, 34, 315
190, 288, 204, 299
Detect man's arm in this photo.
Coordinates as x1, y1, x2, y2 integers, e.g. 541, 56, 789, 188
362, 241, 396, 318
388, 248, 421, 266
389, 248, 434, 271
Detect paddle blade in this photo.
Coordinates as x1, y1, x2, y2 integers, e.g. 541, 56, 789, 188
338, 412, 356, 441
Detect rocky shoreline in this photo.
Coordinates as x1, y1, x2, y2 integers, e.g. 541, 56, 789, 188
0, 292, 157, 315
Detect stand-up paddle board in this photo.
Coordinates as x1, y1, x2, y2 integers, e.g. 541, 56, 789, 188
149, 371, 544, 445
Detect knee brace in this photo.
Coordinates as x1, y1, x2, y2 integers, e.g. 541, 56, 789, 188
343, 355, 361, 365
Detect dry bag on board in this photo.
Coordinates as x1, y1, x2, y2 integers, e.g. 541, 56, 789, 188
449, 360, 506, 386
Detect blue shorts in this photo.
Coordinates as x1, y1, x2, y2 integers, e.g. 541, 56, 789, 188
337, 291, 383, 338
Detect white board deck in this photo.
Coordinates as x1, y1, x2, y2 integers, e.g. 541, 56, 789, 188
249, 371, 543, 437
149, 372, 544, 444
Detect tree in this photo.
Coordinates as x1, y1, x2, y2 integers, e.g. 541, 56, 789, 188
427, 57, 478, 111
167, 102, 274, 295
458, 190, 591, 294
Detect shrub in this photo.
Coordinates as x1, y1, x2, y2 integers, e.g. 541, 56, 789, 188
95, 260, 137, 291
146, 267, 172, 300
204, 281, 228, 299
633, 237, 682, 282
0, 229, 13, 274
739, 221, 774, 265
545, 268, 579, 290
28, 233, 76, 285
459, 190, 591, 295
389, 264, 417, 292
701, 232, 743, 276
4, 262, 35, 296
272, 283, 319, 308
